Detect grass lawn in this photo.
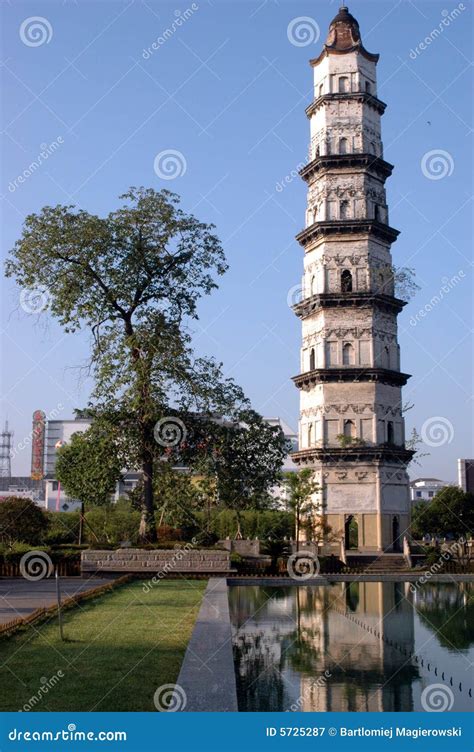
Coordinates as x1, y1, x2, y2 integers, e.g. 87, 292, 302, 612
0, 579, 206, 712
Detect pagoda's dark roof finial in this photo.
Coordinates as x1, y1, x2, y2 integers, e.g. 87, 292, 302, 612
310, 4, 379, 66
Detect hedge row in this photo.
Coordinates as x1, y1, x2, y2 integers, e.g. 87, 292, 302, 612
194, 509, 294, 541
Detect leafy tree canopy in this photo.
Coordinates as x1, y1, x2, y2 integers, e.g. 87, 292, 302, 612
0, 497, 49, 547
411, 486, 474, 538
282, 469, 328, 543
6, 187, 248, 540
55, 424, 125, 506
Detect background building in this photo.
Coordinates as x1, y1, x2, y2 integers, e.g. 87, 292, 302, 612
457, 459, 474, 493
0, 476, 43, 503
409, 478, 448, 503
31, 412, 296, 512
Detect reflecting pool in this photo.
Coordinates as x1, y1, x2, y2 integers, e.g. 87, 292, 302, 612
229, 582, 474, 712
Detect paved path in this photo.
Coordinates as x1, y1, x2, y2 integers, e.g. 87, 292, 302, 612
0, 577, 116, 624
176, 577, 238, 711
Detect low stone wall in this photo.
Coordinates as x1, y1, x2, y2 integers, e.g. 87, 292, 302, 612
81, 549, 232, 574
218, 539, 260, 556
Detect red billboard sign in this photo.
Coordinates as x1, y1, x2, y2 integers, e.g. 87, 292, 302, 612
31, 410, 46, 480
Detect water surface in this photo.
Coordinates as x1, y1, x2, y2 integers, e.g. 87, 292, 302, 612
229, 582, 473, 712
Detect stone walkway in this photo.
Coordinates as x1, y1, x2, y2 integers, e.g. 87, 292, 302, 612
176, 577, 238, 711
0, 576, 115, 624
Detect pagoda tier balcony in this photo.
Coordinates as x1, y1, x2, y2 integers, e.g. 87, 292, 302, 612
292, 366, 411, 389
300, 153, 394, 183
296, 219, 399, 248
293, 291, 406, 319
291, 444, 415, 465
305, 92, 387, 119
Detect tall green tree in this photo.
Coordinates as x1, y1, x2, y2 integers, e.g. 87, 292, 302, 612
55, 425, 124, 506
6, 187, 246, 540
282, 469, 325, 545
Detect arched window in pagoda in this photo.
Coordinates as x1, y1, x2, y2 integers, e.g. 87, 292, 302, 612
340, 200, 350, 219
387, 421, 395, 444
343, 420, 356, 439
339, 76, 349, 93
341, 269, 353, 292
342, 342, 355, 366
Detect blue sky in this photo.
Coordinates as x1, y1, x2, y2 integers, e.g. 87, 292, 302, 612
1, 0, 472, 481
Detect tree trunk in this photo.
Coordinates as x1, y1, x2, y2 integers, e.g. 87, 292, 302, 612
139, 428, 157, 543
123, 315, 157, 544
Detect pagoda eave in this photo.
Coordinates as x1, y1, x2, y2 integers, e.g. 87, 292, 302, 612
292, 367, 411, 389
300, 154, 394, 182
293, 292, 406, 318
296, 220, 400, 247
310, 45, 379, 67
305, 92, 386, 119
291, 445, 415, 465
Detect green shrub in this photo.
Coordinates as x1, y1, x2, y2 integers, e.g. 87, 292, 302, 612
2, 543, 51, 563
49, 547, 81, 562
194, 509, 293, 541
229, 552, 243, 567
156, 525, 183, 541
0, 497, 49, 547
44, 511, 81, 545
84, 503, 141, 546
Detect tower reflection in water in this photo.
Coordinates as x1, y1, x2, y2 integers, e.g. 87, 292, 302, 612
229, 583, 473, 712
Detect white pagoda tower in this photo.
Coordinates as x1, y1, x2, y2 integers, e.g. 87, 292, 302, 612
292, 6, 413, 553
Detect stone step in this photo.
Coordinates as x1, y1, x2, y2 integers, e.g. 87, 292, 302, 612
345, 554, 409, 573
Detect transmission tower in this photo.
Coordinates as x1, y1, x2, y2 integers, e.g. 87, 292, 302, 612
0, 421, 13, 479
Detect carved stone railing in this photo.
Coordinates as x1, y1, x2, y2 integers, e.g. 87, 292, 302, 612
81, 549, 232, 574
